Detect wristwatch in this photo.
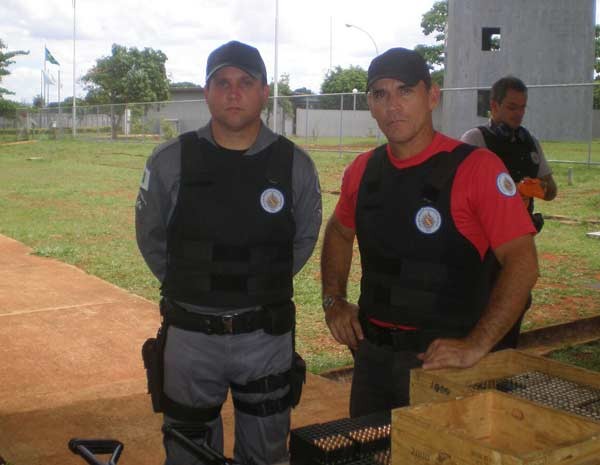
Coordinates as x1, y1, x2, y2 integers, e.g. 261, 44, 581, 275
322, 295, 342, 311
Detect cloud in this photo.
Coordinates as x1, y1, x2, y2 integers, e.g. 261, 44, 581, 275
15, 0, 585, 103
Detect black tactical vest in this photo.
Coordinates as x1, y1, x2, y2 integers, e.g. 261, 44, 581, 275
355, 144, 499, 334
161, 132, 296, 308
478, 125, 539, 183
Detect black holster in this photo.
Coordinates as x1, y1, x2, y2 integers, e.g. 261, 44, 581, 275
289, 351, 306, 408
142, 325, 166, 413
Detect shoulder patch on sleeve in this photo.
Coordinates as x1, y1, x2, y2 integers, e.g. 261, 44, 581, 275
496, 172, 516, 197
140, 167, 151, 191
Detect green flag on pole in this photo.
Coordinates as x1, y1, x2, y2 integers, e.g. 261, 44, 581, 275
45, 47, 60, 65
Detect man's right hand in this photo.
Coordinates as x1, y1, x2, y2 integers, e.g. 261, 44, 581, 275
324, 299, 363, 350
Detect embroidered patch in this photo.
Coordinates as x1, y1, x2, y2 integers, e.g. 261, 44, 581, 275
496, 172, 517, 197
140, 167, 151, 191
530, 151, 540, 164
415, 206, 442, 234
260, 188, 285, 213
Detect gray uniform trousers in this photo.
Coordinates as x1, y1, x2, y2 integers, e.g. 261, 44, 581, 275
163, 326, 293, 465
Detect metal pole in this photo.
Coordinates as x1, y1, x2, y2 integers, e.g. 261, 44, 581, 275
58, 70, 61, 131
588, 91, 593, 168
273, 0, 279, 133
305, 96, 309, 146
72, 0, 77, 137
329, 16, 333, 70
43, 44, 47, 105
338, 94, 344, 157
345, 24, 379, 56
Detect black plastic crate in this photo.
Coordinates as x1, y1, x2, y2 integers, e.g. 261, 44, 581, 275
290, 412, 390, 465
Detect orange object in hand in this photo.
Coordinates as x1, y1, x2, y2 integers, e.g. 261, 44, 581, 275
517, 177, 546, 200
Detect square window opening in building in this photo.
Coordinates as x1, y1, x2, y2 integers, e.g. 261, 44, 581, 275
482, 27, 501, 51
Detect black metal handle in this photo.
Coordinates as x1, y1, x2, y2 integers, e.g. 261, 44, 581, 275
162, 424, 237, 465
68, 439, 124, 465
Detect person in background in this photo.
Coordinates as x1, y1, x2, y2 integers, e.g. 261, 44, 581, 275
460, 75, 557, 349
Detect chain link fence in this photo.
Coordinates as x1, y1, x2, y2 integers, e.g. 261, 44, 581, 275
2, 85, 599, 165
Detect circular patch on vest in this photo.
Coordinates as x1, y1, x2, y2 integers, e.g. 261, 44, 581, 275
496, 172, 517, 197
415, 206, 442, 235
530, 151, 540, 164
260, 188, 285, 213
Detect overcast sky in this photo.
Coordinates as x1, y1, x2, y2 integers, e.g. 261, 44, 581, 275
1, 0, 599, 105
1, 0, 444, 104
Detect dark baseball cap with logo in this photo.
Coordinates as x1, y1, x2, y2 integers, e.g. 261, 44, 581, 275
366, 47, 431, 91
206, 40, 267, 84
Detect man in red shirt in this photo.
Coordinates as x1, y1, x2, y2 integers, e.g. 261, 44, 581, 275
320, 48, 539, 417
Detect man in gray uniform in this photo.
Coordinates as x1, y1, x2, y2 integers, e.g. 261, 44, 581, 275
460, 75, 556, 349
136, 40, 322, 465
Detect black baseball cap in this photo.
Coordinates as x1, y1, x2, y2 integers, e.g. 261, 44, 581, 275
366, 47, 431, 91
206, 40, 267, 84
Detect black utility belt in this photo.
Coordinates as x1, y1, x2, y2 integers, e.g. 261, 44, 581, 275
160, 298, 294, 335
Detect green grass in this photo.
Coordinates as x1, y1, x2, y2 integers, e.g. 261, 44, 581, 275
1, 138, 599, 373
547, 340, 600, 372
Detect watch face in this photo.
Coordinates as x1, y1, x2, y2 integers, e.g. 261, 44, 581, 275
322, 295, 336, 310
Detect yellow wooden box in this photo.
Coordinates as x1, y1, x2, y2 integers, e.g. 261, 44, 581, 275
410, 349, 600, 415
392, 390, 600, 465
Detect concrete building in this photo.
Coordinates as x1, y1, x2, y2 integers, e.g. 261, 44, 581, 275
151, 86, 211, 134
442, 0, 595, 141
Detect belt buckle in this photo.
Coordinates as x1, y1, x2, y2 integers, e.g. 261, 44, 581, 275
222, 315, 234, 334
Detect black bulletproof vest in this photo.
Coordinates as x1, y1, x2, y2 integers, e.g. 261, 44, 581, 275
161, 132, 296, 308
478, 126, 539, 183
356, 144, 500, 334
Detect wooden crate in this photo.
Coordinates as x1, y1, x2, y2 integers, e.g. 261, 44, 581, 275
392, 391, 600, 465
410, 349, 600, 414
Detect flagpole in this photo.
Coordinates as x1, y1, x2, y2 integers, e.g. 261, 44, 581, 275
43, 44, 47, 106
72, 0, 77, 137
273, 0, 279, 133
58, 70, 61, 130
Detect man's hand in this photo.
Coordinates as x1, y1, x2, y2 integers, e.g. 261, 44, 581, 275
517, 177, 546, 200
325, 299, 363, 350
417, 337, 487, 370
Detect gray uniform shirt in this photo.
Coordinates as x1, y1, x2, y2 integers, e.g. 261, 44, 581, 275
460, 122, 552, 178
135, 122, 322, 314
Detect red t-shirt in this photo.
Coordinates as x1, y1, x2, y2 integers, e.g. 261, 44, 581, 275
335, 132, 536, 259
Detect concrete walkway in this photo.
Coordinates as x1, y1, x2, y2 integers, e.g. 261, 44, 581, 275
0, 235, 350, 465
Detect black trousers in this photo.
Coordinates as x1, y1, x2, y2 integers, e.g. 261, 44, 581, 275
350, 308, 529, 417
349, 339, 421, 417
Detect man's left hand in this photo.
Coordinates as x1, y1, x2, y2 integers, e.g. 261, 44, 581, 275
417, 338, 487, 370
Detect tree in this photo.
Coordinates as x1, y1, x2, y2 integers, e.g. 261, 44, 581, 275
47, 96, 85, 108
82, 44, 169, 138
32, 95, 45, 108
0, 97, 18, 118
293, 87, 314, 95
415, 0, 447, 86
170, 81, 201, 88
0, 39, 29, 99
319, 65, 368, 110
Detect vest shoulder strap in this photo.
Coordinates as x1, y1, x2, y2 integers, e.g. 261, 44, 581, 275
265, 136, 295, 185
422, 143, 477, 202
179, 131, 211, 177
362, 144, 388, 192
